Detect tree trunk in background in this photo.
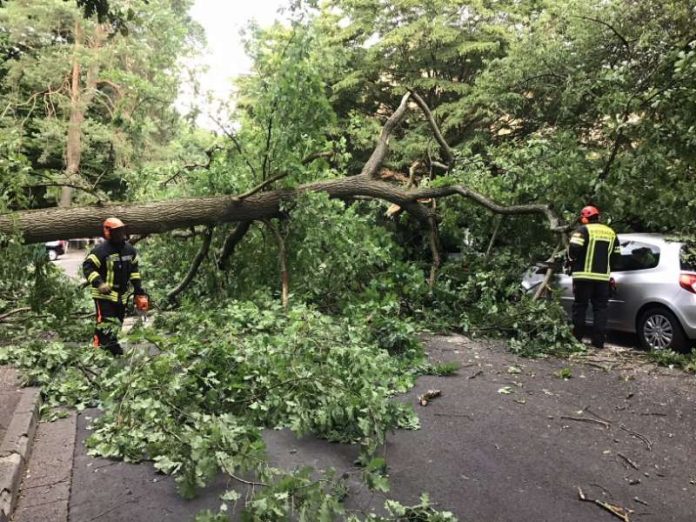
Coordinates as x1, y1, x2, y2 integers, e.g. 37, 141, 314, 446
59, 19, 83, 207
59, 21, 107, 207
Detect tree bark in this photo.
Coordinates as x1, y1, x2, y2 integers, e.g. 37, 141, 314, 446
265, 220, 289, 310
217, 221, 252, 270
0, 175, 566, 243
60, 22, 108, 207
60, 19, 84, 208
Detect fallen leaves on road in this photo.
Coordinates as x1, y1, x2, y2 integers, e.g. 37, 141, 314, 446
497, 386, 514, 395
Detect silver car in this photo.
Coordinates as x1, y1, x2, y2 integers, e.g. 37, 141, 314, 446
522, 234, 696, 352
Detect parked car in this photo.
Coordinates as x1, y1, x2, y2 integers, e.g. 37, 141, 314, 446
522, 234, 696, 352
45, 240, 67, 261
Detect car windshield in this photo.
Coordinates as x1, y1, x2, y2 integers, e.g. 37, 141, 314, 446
680, 242, 696, 271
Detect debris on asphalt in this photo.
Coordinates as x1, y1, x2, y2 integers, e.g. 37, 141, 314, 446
560, 416, 610, 429
617, 452, 639, 470
468, 370, 483, 379
620, 425, 653, 451
497, 386, 513, 395
418, 389, 442, 406
577, 487, 633, 521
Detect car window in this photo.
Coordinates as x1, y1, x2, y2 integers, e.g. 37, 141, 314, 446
681, 243, 696, 271
613, 241, 660, 271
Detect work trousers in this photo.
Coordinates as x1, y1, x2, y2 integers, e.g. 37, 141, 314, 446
572, 279, 610, 349
93, 299, 125, 356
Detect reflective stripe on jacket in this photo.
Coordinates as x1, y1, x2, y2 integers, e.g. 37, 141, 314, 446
568, 223, 620, 281
82, 241, 142, 302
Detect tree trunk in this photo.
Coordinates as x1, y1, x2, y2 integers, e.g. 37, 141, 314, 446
59, 22, 107, 207
59, 19, 83, 207
0, 175, 566, 244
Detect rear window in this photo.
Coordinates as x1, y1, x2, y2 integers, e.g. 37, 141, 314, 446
681, 244, 696, 271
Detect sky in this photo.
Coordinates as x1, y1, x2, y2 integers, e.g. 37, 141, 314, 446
177, 0, 289, 129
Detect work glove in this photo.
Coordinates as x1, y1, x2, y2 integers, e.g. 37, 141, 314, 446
609, 277, 617, 297
98, 283, 112, 295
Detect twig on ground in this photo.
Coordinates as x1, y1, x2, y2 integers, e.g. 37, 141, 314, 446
620, 425, 653, 451
228, 472, 267, 487
617, 452, 640, 470
584, 406, 613, 424
560, 416, 610, 429
577, 487, 632, 522
433, 412, 474, 420
468, 370, 483, 379
0, 307, 32, 322
589, 483, 614, 498
418, 389, 442, 406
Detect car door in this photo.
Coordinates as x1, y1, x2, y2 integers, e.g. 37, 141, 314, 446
608, 240, 661, 332
558, 272, 574, 317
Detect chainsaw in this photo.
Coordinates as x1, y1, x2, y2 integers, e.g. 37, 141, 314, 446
133, 293, 150, 324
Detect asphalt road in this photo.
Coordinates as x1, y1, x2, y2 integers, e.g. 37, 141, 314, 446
52, 249, 84, 280
62, 336, 696, 521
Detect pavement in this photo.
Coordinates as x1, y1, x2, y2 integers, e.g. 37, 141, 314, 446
52, 250, 84, 281
0, 368, 40, 522
2, 335, 696, 521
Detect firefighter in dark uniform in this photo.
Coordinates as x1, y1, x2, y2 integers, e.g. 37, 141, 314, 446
567, 206, 621, 349
82, 218, 145, 355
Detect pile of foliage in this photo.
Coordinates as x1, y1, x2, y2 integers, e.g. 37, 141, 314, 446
1, 292, 463, 519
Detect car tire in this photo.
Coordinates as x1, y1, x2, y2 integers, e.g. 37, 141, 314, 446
637, 306, 690, 353
48, 249, 58, 261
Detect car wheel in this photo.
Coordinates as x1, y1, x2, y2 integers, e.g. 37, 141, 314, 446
637, 307, 689, 353
47, 249, 58, 261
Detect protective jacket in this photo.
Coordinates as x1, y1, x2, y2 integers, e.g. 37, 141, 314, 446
83, 241, 143, 303
568, 223, 620, 281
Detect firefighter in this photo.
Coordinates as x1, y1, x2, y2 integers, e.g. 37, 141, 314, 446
82, 218, 145, 356
567, 206, 621, 349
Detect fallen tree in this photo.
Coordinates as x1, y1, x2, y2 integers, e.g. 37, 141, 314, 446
0, 93, 567, 245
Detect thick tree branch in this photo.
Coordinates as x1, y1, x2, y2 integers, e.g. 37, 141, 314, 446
25, 182, 105, 202
360, 93, 411, 178
410, 185, 567, 233
166, 227, 214, 302
0, 307, 32, 322
264, 220, 289, 310
485, 215, 504, 259
427, 216, 442, 289
217, 221, 252, 270
409, 90, 455, 167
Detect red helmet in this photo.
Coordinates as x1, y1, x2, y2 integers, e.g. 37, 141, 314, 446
103, 217, 126, 239
580, 206, 600, 224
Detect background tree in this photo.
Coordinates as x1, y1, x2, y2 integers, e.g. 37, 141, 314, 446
0, 0, 201, 210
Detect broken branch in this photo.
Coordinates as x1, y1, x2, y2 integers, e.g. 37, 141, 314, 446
166, 226, 214, 302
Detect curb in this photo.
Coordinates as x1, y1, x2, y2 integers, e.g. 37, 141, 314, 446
0, 386, 41, 522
